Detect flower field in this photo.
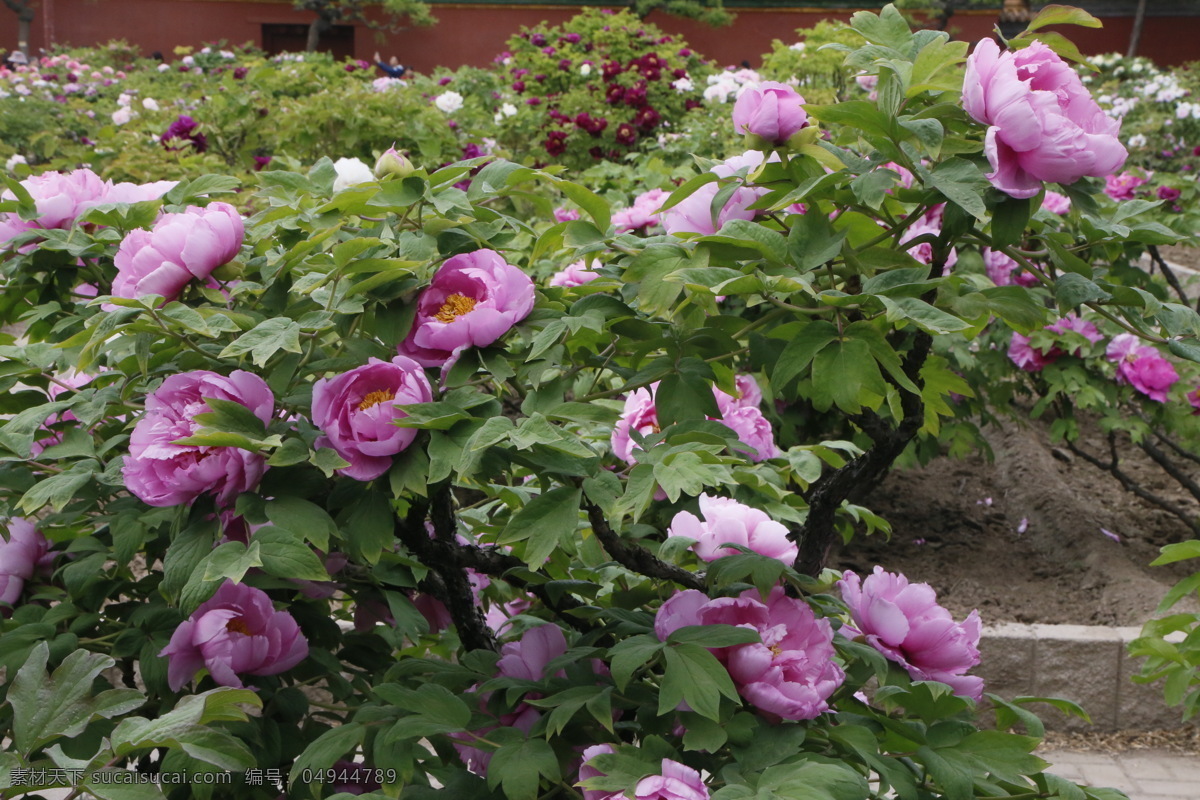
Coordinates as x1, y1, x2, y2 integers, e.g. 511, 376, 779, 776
4, 4, 1200, 800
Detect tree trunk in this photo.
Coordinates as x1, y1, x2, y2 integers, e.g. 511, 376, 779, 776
306, 17, 322, 52
17, 14, 31, 53
1127, 0, 1148, 59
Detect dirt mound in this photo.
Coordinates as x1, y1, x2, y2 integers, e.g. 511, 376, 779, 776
835, 420, 1200, 626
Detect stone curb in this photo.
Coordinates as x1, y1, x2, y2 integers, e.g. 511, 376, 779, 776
980, 623, 1187, 732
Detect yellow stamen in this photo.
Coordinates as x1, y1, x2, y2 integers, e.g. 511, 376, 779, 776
435, 293, 478, 323
358, 389, 396, 411
226, 617, 252, 636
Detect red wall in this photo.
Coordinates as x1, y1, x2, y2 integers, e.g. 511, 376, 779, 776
9, 2, 1200, 72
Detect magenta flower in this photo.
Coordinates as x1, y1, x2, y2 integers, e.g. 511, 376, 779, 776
611, 379, 779, 464
659, 182, 759, 236
110, 202, 243, 305
839, 566, 983, 701
983, 247, 1037, 287
453, 624, 567, 772
1104, 171, 1148, 201
123, 370, 273, 508
553, 206, 581, 223
655, 588, 843, 720
732, 81, 808, 146
612, 188, 667, 233
311, 356, 434, 481
159, 580, 308, 691
1041, 190, 1072, 215
160, 114, 208, 153
1187, 387, 1200, 415
577, 744, 618, 800
397, 249, 536, 368
668, 494, 797, 564
0, 168, 108, 247
1106, 334, 1178, 402
0, 518, 51, 607
549, 258, 602, 288
634, 760, 709, 800
1046, 314, 1103, 352
1007, 331, 1056, 372
963, 39, 1126, 198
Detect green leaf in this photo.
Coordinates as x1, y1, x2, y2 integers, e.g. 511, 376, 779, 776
1024, 4, 1102, 32
201, 541, 263, 583
790, 204, 848, 271
667, 624, 760, 648
251, 528, 330, 581
772, 320, 839, 392
487, 736, 560, 800
345, 491, 395, 565
553, 178, 611, 231
218, 318, 303, 367
288, 722, 365, 796
1168, 339, 1200, 365
929, 158, 989, 220
990, 196, 1032, 251
656, 371, 720, 428
10, 643, 133, 754
849, 3, 912, 49
19, 464, 93, 513
192, 397, 268, 440
375, 683, 472, 737
165, 175, 240, 205
1054, 273, 1112, 310
265, 496, 339, 551
654, 451, 733, 501
609, 634, 664, 691
880, 296, 972, 334
659, 643, 739, 721
498, 486, 581, 567
810, 338, 888, 414
1151, 540, 1200, 566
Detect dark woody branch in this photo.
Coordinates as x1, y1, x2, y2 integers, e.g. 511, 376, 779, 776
583, 501, 705, 591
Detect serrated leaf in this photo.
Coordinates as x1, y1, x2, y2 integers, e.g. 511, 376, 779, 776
10, 643, 120, 754
218, 318, 303, 367
497, 486, 581, 567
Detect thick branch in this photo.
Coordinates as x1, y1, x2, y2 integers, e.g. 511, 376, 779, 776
1140, 438, 1200, 507
793, 330, 932, 576
584, 502, 705, 591
1146, 245, 1191, 308
1067, 435, 1200, 537
397, 494, 497, 652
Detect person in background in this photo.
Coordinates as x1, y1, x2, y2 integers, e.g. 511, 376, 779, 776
374, 52, 406, 78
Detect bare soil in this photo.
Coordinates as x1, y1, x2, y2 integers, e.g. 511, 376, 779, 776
834, 419, 1200, 626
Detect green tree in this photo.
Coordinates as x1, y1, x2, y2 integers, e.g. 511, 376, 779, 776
294, 0, 436, 53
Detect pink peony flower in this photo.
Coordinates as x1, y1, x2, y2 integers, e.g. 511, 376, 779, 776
731, 81, 808, 146
110, 202, 243, 305
659, 184, 758, 236
549, 258, 602, 288
656, 588, 843, 720
839, 566, 983, 701
1041, 190, 1072, 215
1007, 331, 1056, 372
554, 206, 581, 223
900, 204, 957, 273
1106, 334, 1178, 402
101, 180, 179, 205
311, 356, 434, 481
0, 518, 51, 607
613, 188, 668, 233
983, 247, 1037, 287
159, 580, 308, 691
398, 249, 536, 368
123, 370, 273, 508
634, 760, 709, 800
453, 624, 567, 772
611, 379, 779, 464
577, 744, 619, 800
1187, 387, 1200, 415
0, 168, 108, 247
668, 494, 797, 564
1104, 171, 1148, 201
1046, 314, 1103, 351
963, 39, 1126, 199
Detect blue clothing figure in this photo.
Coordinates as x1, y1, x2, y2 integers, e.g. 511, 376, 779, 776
374, 52, 407, 78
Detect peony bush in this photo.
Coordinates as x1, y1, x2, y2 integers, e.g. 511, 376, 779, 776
3, 5, 1200, 800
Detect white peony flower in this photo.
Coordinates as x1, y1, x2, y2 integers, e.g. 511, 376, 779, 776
1128, 133, 1147, 148
500, 102, 517, 117
579, 63, 592, 77
142, 97, 160, 111
6, 154, 27, 171
434, 91, 464, 113
672, 77, 693, 92
111, 106, 134, 125
116, 93, 133, 107
332, 157, 374, 192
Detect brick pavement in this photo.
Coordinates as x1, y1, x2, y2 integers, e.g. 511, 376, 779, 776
1042, 750, 1200, 800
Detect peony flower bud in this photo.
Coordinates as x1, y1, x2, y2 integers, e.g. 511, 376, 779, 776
731, 80, 808, 147
374, 146, 415, 179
